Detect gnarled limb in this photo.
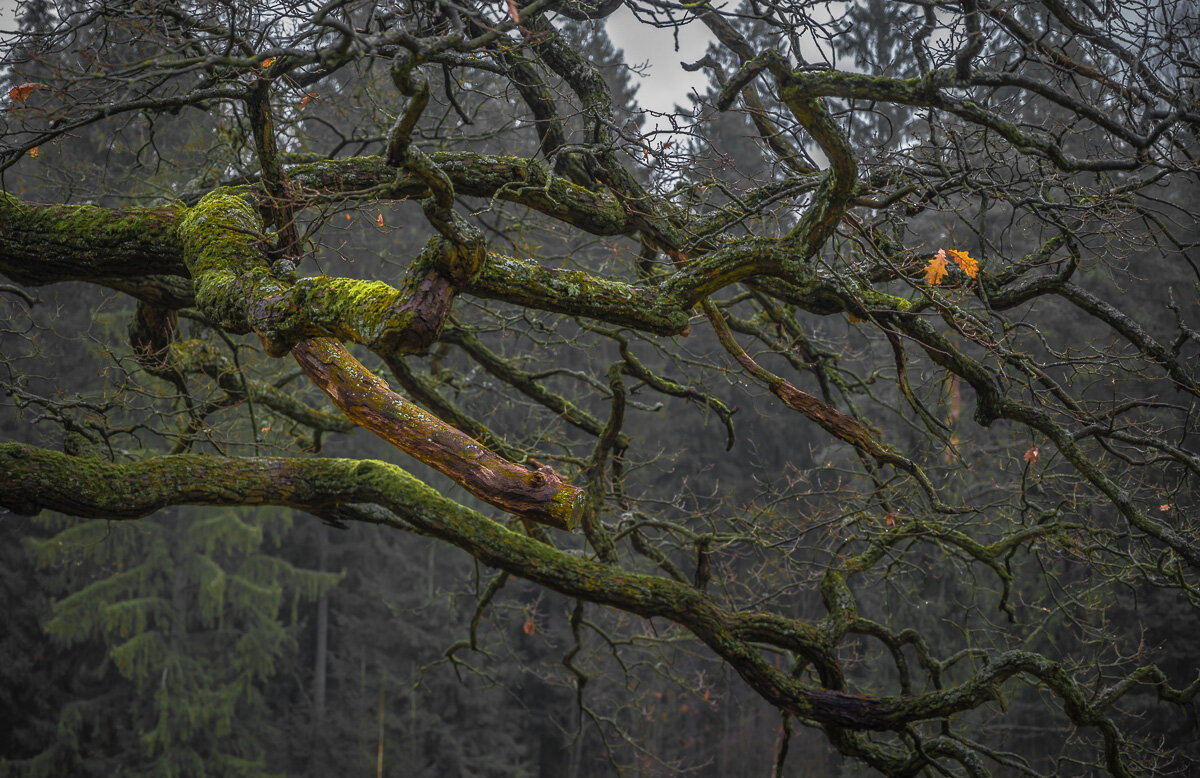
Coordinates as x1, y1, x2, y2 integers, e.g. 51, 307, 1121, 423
292, 337, 583, 529
4, 442, 1192, 776
180, 189, 461, 357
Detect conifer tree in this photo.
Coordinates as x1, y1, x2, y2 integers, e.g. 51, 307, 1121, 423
9, 509, 337, 777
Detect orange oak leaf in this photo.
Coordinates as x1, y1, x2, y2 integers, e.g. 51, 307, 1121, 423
28, 146, 39, 158
8, 82, 47, 103
261, 57, 276, 69
376, 213, 384, 227
947, 249, 979, 278
925, 249, 949, 285
506, 0, 520, 23
522, 616, 535, 635
1023, 446, 1040, 464
299, 91, 319, 109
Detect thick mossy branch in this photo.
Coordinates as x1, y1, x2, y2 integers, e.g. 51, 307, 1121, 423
181, 190, 458, 356
0, 183, 693, 336
2, 158, 835, 339
703, 293, 930, 488
285, 153, 632, 236
659, 238, 815, 304
4, 441, 1189, 755
469, 251, 692, 335
292, 337, 583, 528
0, 192, 187, 284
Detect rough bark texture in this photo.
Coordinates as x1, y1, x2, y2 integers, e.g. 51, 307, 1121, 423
292, 338, 583, 529
2, 2, 1198, 774
6, 441, 1185, 753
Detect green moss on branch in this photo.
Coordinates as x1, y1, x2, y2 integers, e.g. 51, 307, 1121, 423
470, 251, 691, 335
0, 192, 186, 287
180, 190, 457, 356
6, 441, 1176, 755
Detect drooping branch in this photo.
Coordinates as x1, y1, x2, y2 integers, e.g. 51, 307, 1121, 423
0, 182, 695, 335
284, 153, 635, 236
291, 337, 583, 529
702, 299, 952, 514
382, 353, 526, 463
162, 186, 585, 526
3, 441, 1191, 774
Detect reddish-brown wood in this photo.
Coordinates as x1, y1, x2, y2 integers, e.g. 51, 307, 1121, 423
292, 337, 583, 529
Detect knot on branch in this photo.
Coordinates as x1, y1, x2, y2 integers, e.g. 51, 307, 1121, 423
180, 189, 459, 359
426, 229, 485, 286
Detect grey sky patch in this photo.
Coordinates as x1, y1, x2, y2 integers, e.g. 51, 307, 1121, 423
605, 5, 714, 118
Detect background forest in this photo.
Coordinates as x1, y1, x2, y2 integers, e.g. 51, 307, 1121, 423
1, 0, 1198, 776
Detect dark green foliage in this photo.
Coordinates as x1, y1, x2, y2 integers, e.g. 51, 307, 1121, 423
7, 509, 337, 778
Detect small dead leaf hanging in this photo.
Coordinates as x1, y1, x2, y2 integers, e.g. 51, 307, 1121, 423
8, 83, 47, 103
925, 249, 949, 285
947, 249, 979, 278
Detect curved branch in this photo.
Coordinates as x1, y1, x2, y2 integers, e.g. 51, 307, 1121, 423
3, 442, 1191, 769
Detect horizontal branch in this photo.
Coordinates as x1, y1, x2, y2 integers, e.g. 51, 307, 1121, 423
0, 183, 694, 337
2, 156, 863, 341
4, 442, 1187, 755
0, 193, 186, 284
285, 153, 634, 236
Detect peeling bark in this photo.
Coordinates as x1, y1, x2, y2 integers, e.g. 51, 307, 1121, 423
292, 338, 583, 529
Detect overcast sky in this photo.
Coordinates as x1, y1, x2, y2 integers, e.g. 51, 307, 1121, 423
605, 6, 714, 117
